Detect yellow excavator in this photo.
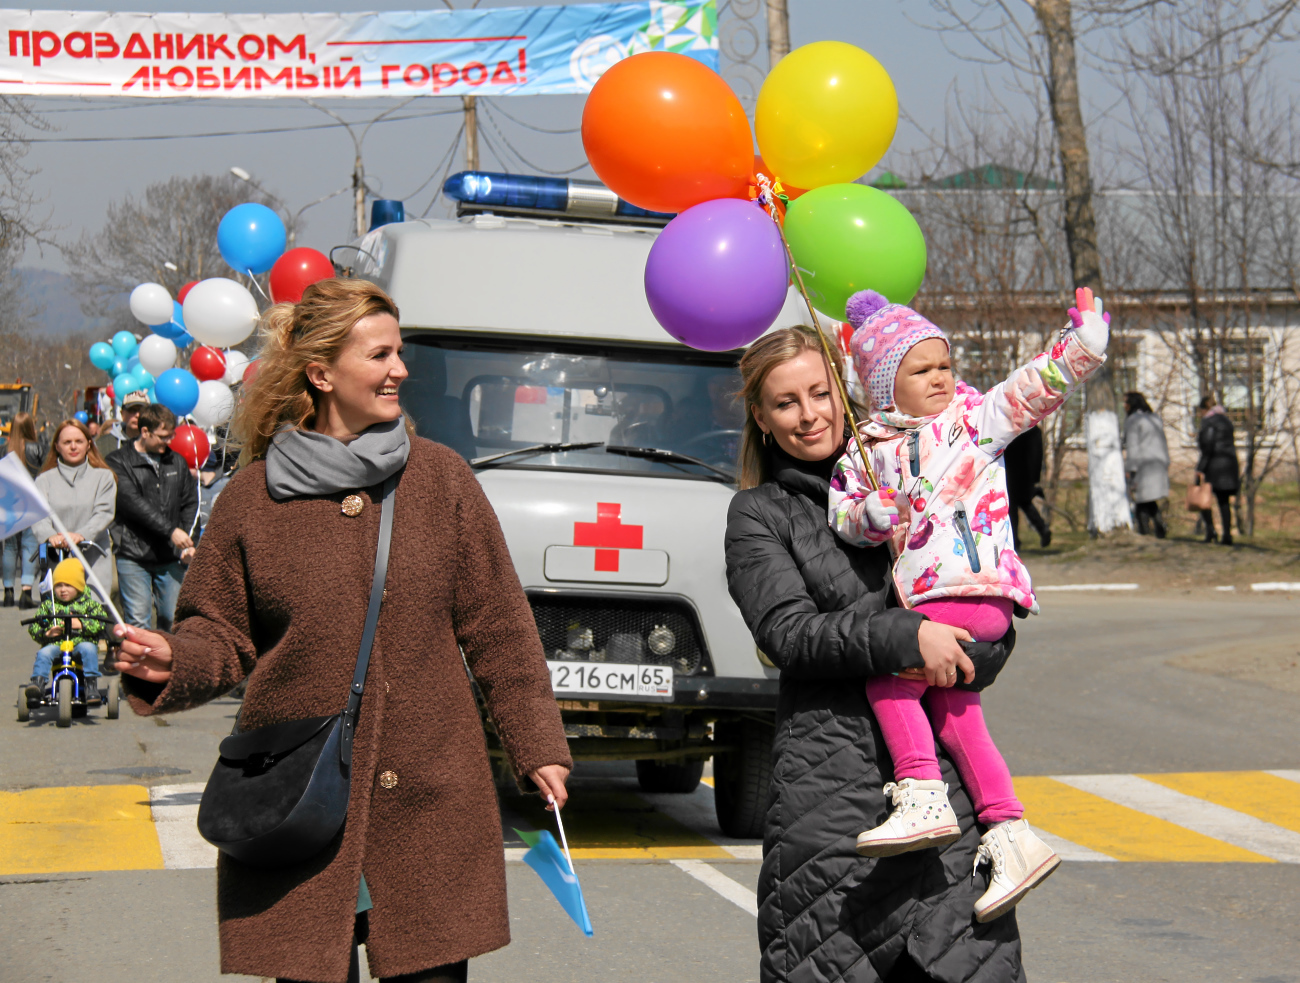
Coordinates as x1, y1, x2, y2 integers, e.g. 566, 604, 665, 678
0, 382, 38, 435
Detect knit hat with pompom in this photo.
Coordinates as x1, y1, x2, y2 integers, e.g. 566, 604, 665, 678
846, 290, 949, 413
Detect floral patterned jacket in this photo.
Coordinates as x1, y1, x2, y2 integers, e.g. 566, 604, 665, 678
27, 591, 108, 647
829, 329, 1106, 612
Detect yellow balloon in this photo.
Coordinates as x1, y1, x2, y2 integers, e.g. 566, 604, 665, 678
756, 41, 899, 190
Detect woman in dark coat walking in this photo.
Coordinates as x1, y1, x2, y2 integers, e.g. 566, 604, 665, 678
114, 279, 571, 983
725, 327, 1022, 983
1195, 395, 1240, 545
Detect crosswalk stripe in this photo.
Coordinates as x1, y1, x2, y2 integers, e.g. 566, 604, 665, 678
1053, 774, 1300, 862
670, 859, 758, 916
1027, 825, 1113, 862
1138, 771, 1300, 836
1014, 776, 1269, 862
0, 785, 164, 876
1267, 770, 1300, 785
150, 783, 216, 870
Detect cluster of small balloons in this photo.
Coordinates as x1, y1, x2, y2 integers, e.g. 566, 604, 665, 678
84, 201, 334, 468
582, 42, 926, 350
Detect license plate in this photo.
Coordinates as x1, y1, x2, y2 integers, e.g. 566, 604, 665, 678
546, 661, 674, 701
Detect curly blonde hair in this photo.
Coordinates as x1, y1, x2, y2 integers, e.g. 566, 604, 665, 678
231, 278, 400, 464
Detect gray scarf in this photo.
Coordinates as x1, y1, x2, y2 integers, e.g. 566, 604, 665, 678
265, 418, 410, 500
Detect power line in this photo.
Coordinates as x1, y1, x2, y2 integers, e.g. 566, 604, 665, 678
399, 120, 463, 204
480, 102, 589, 176
16, 107, 462, 143
487, 100, 581, 134
420, 123, 466, 218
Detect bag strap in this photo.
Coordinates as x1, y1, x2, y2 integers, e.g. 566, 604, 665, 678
339, 470, 400, 768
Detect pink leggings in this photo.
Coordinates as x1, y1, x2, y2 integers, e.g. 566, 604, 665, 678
865, 597, 1023, 826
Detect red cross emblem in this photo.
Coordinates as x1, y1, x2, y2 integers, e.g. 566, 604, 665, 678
573, 502, 643, 572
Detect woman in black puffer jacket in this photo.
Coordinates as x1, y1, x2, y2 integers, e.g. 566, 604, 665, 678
724, 327, 1022, 983
1195, 396, 1240, 545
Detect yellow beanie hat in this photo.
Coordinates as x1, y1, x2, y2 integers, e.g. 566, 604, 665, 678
52, 558, 86, 594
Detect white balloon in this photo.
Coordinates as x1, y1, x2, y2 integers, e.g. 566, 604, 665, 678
222, 349, 250, 385
130, 283, 174, 327
182, 278, 259, 348
137, 334, 178, 376
191, 379, 235, 428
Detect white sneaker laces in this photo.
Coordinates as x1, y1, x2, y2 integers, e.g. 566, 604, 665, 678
882, 782, 915, 813
974, 826, 1010, 878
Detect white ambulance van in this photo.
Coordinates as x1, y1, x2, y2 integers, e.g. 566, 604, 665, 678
346, 174, 809, 837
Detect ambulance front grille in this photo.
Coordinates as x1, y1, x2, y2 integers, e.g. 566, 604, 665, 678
526, 591, 713, 677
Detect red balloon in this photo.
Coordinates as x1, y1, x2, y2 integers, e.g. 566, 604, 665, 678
177, 280, 200, 303
189, 345, 227, 382
169, 424, 211, 470
242, 360, 260, 384
105, 383, 114, 402
269, 248, 335, 304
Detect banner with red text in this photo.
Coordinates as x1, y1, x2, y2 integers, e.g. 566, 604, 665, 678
0, 1, 717, 97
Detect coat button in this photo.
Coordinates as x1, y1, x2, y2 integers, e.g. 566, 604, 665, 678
378, 770, 398, 789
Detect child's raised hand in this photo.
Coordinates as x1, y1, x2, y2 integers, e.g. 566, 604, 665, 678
1065, 286, 1111, 355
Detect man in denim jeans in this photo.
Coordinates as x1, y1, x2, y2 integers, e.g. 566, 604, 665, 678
105, 404, 199, 631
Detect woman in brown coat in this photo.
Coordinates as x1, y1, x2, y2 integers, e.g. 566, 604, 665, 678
114, 279, 572, 983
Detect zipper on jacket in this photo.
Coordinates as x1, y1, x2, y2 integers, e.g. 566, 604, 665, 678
907, 430, 921, 478
953, 501, 981, 573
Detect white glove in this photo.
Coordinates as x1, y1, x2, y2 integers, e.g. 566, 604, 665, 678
1066, 288, 1110, 356
862, 488, 901, 534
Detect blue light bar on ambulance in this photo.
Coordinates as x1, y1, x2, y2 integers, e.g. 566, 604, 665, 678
443, 171, 675, 222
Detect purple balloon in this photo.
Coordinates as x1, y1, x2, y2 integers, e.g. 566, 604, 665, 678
645, 198, 790, 351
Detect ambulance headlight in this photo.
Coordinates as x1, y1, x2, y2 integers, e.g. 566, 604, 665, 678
647, 624, 676, 657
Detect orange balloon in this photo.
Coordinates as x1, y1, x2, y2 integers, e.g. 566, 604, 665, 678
753, 154, 807, 201
583, 52, 754, 214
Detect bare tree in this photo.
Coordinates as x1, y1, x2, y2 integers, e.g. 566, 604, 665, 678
1120, 0, 1300, 534
64, 173, 280, 333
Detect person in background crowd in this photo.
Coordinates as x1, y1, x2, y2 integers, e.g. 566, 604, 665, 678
4, 411, 48, 608
1123, 393, 1170, 538
95, 391, 148, 460
86, 420, 101, 439
1195, 395, 1240, 545
33, 419, 118, 599
1003, 425, 1051, 549
106, 404, 198, 631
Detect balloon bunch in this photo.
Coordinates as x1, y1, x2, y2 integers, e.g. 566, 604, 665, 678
581, 43, 925, 349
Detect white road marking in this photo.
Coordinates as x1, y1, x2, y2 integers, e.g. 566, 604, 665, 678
149, 783, 217, 870
1052, 774, 1300, 862
1028, 824, 1114, 862
1037, 583, 1139, 592
670, 859, 758, 917
1250, 583, 1300, 592
1266, 770, 1300, 785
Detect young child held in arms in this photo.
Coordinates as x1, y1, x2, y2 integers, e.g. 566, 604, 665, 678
829, 286, 1110, 923
25, 558, 107, 702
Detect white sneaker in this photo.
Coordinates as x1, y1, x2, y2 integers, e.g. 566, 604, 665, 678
972, 818, 1061, 923
856, 778, 962, 857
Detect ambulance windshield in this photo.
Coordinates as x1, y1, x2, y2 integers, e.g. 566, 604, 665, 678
400, 335, 744, 481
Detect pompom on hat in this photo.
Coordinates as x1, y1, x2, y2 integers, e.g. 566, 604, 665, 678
846, 289, 949, 413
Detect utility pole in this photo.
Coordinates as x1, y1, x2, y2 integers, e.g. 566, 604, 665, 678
353, 150, 366, 238
766, 0, 790, 69
1033, 0, 1131, 534
463, 95, 479, 170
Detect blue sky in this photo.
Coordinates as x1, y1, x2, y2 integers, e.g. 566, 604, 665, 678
17, 0, 1022, 273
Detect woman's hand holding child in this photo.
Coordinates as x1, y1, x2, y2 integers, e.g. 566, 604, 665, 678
910, 620, 976, 688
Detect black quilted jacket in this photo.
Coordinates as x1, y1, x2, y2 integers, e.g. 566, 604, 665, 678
724, 447, 1024, 983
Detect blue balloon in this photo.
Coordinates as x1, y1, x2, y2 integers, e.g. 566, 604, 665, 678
112, 357, 130, 377
112, 373, 137, 404
74, 411, 89, 424
111, 330, 139, 358
88, 342, 115, 371
127, 355, 141, 373
218, 203, 286, 275
132, 368, 155, 391
152, 301, 187, 340
174, 331, 194, 348
155, 368, 200, 416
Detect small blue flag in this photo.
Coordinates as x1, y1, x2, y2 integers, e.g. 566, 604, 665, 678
514, 828, 594, 937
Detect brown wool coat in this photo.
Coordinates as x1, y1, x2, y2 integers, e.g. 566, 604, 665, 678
123, 438, 571, 983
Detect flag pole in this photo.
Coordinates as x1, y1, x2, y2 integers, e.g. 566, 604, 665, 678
549, 795, 576, 875
46, 514, 125, 627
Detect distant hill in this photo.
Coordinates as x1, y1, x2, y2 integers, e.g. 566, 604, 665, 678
14, 267, 113, 338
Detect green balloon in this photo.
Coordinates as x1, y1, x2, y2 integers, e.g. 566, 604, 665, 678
784, 183, 927, 319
